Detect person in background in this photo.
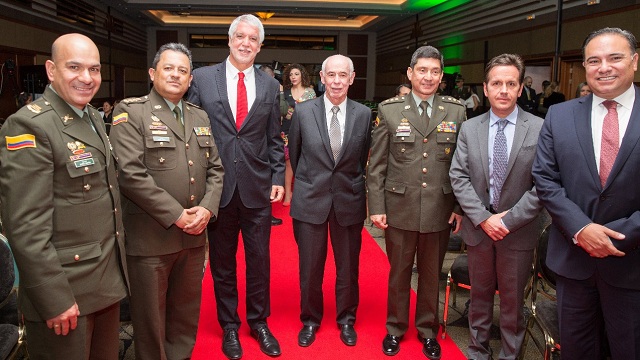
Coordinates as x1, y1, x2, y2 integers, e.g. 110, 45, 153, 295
368, 45, 465, 359
465, 85, 480, 119
110, 42, 224, 360
17, 91, 32, 108
575, 81, 591, 98
452, 75, 470, 101
395, 83, 411, 97
517, 76, 537, 114
0, 33, 128, 359
542, 81, 566, 109
436, 81, 448, 96
533, 27, 640, 360
102, 99, 114, 124
259, 63, 286, 226
187, 14, 285, 360
288, 54, 372, 349
281, 63, 316, 206
450, 53, 544, 360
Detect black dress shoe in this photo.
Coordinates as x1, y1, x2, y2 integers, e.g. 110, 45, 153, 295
250, 325, 281, 357
338, 324, 357, 346
222, 329, 243, 360
382, 334, 402, 356
420, 337, 441, 360
297, 325, 318, 347
271, 216, 283, 226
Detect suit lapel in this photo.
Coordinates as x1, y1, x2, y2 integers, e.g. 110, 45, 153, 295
606, 86, 640, 188
574, 94, 601, 188
313, 98, 334, 163
478, 113, 491, 188
241, 70, 265, 131
426, 96, 446, 136
214, 63, 236, 130
505, 108, 530, 177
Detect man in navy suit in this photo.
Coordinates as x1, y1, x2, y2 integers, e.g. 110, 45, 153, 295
187, 14, 285, 360
288, 54, 372, 348
533, 27, 640, 360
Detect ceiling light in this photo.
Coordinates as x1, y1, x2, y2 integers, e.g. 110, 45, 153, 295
587, 0, 600, 4
526, 14, 535, 20
256, 12, 275, 21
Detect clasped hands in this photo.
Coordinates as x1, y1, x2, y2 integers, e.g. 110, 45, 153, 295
175, 206, 212, 235
576, 223, 625, 258
480, 211, 509, 241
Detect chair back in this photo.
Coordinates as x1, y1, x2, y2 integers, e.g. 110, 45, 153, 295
0, 235, 15, 302
537, 225, 557, 289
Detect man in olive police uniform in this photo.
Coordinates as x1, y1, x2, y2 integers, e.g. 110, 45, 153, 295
0, 33, 128, 359
110, 43, 224, 359
367, 45, 465, 359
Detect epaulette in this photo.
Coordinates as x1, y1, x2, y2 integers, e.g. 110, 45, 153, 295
185, 101, 202, 110
440, 96, 465, 106
121, 96, 149, 104
380, 96, 406, 106
19, 100, 53, 117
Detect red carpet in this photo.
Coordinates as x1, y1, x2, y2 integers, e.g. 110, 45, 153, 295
192, 203, 467, 359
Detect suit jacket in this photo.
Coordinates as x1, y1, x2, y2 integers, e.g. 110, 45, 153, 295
367, 95, 466, 233
110, 88, 224, 257
517, 86, 537, 114
288, 97, 372, 226
532, 88, 640, 290
187, 63, 284, 208
0, 87, 128, 321
450, 107, 544, 250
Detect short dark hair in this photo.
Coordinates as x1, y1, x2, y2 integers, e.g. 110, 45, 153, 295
152, 43, 193, 70
483, 53, 525, 84
395, 83, 411, 96
410, 46, 444, 70
582, 27, 637, 60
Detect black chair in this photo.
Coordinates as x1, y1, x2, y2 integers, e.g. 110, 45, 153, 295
0, 234, 27, 359
524, 225, 560, 359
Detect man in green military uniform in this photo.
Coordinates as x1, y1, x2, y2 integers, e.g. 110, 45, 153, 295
367, 45, 466, 359
0, 33, 128, 359
110, 43, 224, 359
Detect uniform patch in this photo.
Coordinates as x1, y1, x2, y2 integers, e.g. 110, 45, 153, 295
6, 134, 36, 150
194, 127, 212, 136
113, 113, 128, 125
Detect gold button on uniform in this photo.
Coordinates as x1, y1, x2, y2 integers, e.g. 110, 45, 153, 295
422, 168, 427, 174
423, 153, 427, 158
190, 178, 195, 184
190, 195, 195, 201
74, 255, 80, 261
84, 167, 90, 173
185, 144, 190, 149
422, 183, 427, 188
188, 160, 193, 166
423, 138, 428, 143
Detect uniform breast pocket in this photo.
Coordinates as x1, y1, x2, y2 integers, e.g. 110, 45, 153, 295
144, 135, 177, 170
196, 135, 216, 167
65, 156, 107, 204
392, 133, 416, 162
436, 132, 456, 161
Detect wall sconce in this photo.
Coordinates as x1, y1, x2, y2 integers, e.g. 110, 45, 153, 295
587, 0, 600, 5
256, 12, 275, 21
526, 14, 535, 21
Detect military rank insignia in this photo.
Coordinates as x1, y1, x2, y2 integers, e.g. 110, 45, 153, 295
5, 134, 36, 150
113, 113, 128, 126
437, 121, 457, 133
194, 127, 212, 136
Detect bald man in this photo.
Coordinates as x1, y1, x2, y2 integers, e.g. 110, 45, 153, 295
0, 33, 128, 359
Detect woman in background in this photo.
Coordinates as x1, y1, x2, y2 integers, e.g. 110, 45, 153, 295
575, 82, 591, 98
281, 63, 316, 206
464, 85, 480, 119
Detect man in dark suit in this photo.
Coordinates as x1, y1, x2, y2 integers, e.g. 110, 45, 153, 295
368, 45, 466, 359
0, 33, 128, 359
187, 14, 285, 360
532, 27, 640, 360
450, 54, 544, 360
110, 43, 224, 360
288, 54, 372, 348
517, 76, 537, 114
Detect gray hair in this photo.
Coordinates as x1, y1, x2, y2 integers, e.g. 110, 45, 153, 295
484, 53, 525, 84
229, 14, 265, 44
152, 43, 193, 70
582, 27, 637, 60
321, 54, 354, 74
410, 46, 444, 70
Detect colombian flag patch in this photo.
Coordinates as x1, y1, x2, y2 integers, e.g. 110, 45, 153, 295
6, 134, 36, 150
113, 112, 128, 126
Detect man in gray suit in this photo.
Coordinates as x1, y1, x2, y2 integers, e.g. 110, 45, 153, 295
187, 14, 285, 360
449, 53, 544, 360
288, 54, 372, 348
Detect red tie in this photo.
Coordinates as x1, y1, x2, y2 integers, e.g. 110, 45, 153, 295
599, 100, 619, 187
236, 72, 247, 130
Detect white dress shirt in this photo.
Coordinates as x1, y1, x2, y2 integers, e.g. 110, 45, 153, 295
225, 58, 256, 121
323, 95, 347, 142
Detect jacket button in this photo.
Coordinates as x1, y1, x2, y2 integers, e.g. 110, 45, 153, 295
190, 195, 195, 201
423, 153, 427, 158
422, 168, 427, 174
423, 138, 428, 143
185, 143, 190, 149
84, 167, 90, 173
600, 195, 606, 201
190, 177, 195, 184
188, 160, 194, 166
422, 183, 427, 188
74, 255, 80, 261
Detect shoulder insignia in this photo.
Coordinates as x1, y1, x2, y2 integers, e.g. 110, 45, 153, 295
121, 97, 146, 104
185, 101, 202, 110
62, 114, 73, 123
380, 97, 405, 106
87, 103, 97, 110
441, 96, 465, 106
6, 134, 36, 150
113, 112, 128, 126
27, 104, 42, 114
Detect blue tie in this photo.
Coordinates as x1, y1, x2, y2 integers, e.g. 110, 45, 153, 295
492, 119, 508, 209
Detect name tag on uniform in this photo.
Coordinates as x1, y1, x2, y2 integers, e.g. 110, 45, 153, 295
153, 136, 171, 142
152, 131, 168, 135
